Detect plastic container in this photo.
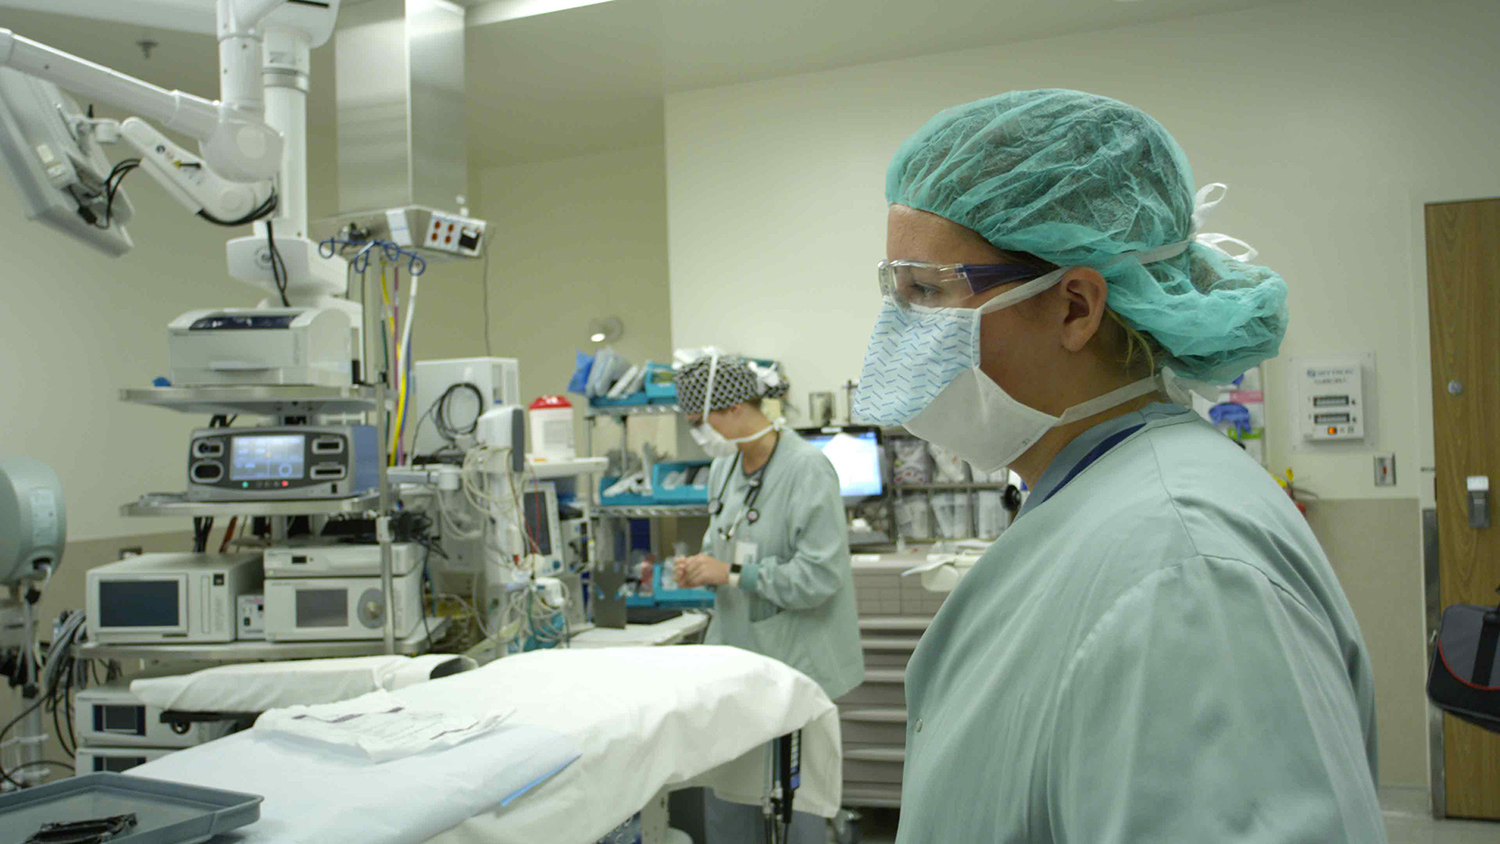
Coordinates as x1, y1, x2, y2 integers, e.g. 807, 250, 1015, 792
643, 363, 676, 402
528, 396, 576, 461
589, 393, 651, 408
651, 461, 712, 504
0, 773, 262, 844
598, 476, 655, 508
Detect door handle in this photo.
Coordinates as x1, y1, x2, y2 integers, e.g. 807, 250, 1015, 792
1468, 476, 1490, 529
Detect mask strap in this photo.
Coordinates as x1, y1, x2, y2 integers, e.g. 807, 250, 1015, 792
1056, 377, 1161, 425
701, 353, 719, 420
975, 267, 1068, 314
1101, 183, 1259, 270
728, 417, 787, 445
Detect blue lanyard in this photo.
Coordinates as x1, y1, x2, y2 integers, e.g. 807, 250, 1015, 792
1040, 424, 1145, 505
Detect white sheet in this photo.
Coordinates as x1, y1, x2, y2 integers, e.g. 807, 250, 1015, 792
130, 654, 476, 713
132, 721, 579, 844
132, 646, 839, 844
421, 646, 842, 844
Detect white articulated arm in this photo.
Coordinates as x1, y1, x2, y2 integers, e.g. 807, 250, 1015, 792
0, 29, 220, 141
120, 119, 275, 225
0, 2, 291, 183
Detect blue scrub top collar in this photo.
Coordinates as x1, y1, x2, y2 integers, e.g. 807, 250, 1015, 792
1018, 402, 1191, 519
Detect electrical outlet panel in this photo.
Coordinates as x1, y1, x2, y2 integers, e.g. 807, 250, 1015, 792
423, 212, 486, 257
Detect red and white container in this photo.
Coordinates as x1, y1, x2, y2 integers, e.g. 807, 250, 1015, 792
528, 396, 575, 461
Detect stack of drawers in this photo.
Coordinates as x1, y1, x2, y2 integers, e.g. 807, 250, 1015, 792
838, 554, 948, 808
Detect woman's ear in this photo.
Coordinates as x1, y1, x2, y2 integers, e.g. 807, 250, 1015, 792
1057, 267, 1109, 353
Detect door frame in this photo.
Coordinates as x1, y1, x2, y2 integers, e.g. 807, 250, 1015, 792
1412, 192, 1500, 818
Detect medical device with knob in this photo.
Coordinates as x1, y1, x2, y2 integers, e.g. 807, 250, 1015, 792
263, 568, 424, 643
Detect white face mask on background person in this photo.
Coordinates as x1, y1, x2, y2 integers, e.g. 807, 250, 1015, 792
853, 267, 1160, 474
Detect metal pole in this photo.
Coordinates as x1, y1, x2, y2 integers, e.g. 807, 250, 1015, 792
376, 378, 396, 655
363, 261, 397, 656
18, 596, 43, 786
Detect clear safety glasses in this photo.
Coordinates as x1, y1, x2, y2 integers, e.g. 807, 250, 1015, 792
877, 260, 1051, 312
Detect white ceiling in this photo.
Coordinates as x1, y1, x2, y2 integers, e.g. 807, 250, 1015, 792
0, 0, 1286, 170
461, 0, 1287, 167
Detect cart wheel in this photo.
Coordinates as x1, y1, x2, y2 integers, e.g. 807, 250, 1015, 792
831, 809, 861, 844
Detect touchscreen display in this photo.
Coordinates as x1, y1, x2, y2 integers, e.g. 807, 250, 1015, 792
97, 580, 180, 628
231, 434, 306, 481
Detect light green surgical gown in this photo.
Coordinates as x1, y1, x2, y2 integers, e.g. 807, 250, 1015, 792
898, 403, 1385, 843
700, 430, 865, 700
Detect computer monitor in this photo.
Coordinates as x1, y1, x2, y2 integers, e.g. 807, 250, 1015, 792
798, 426, 885, 503
0, 67, 134, 257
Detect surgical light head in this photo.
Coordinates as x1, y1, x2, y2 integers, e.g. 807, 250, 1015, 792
0, 457, 66, 586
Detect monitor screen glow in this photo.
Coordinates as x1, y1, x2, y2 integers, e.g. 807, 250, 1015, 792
803, 429, 884, 499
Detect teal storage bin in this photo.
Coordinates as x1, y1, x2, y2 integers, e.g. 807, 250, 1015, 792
643, 363, 677, 402
598, 476, 655, 507
652, 461, 712, 504
589, 394, 651, 408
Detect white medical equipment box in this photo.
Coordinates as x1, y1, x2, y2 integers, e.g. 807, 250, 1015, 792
75, 746, 174, 775
263, 568, 424, 642
75, 685, 234, 749
413, 357, 521, 456
86, 553, 263, 645
264, 542, 422, 579
168, 307, 353, 387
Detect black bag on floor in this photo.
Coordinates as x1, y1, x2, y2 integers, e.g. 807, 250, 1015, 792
1428, 591, 1500, 734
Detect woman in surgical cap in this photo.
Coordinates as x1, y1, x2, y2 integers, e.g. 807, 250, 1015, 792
672, 353, 864, 843
855, 90, 1385, 843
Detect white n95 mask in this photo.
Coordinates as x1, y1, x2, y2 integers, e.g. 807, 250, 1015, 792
691, 422, 740, 459
852, 267, 1159, 474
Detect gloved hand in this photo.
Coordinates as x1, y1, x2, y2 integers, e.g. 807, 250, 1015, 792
675, 554, 730, 588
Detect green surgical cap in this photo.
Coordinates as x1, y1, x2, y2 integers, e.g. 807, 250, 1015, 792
886, 89, 1288, 383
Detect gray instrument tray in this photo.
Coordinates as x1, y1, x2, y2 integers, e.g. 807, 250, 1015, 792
0, 773, 262, 843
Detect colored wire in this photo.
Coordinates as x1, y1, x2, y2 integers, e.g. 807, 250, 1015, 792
219, 516, 240, 554
391, 272, 421, 465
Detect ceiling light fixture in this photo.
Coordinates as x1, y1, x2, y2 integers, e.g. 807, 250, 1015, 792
469, 0, 616, 26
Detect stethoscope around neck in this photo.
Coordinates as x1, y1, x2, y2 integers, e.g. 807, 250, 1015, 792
710, 443, 777, 541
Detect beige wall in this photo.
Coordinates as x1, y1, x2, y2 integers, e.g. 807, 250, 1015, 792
475, 145, 676, 457
664, 0, 1500, 505
662, 0, 1500, 794
1304, 498, 1429, 794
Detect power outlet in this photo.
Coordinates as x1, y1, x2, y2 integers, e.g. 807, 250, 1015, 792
1374, 454, 1396, 487
422, 212, 486, 257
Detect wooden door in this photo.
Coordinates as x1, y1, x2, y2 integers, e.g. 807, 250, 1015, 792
1426, 197, 1500, 819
